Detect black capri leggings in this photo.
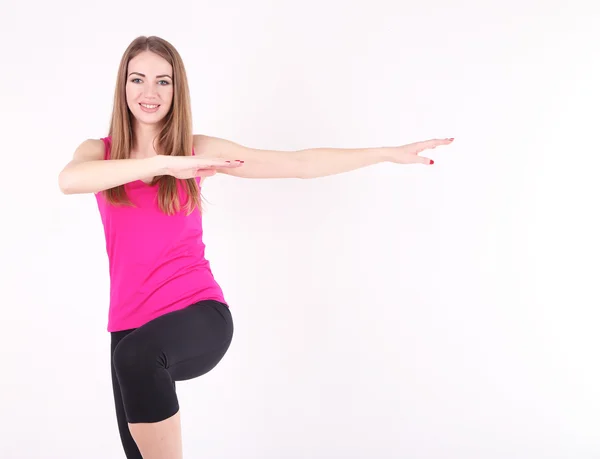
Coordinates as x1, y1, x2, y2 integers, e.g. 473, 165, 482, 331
110, 299, 234, 458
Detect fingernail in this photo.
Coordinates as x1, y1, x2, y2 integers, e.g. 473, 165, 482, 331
430, 160, 434, 164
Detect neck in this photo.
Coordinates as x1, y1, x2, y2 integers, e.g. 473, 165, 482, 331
132, 120, 162, 157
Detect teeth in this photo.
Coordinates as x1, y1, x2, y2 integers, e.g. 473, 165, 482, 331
141, 104, 159, 109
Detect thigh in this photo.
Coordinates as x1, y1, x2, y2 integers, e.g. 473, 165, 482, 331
112, 329, 179, 435
119, 300, 234, 381
110, 329, 143, 458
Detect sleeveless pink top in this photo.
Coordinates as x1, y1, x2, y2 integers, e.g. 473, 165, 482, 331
95, 136, 227, 332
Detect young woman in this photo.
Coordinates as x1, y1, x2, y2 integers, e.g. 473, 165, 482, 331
58, 35, 453, 459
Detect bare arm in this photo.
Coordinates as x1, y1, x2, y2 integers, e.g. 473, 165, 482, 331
193, 134, 388, 180
194, 135, 307, 179
194, 134, 453, 179
58, 139, 166, 194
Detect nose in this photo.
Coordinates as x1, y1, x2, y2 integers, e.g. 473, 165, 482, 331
143, 83, 159, 99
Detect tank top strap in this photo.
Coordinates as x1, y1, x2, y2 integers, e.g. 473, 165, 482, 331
101, 137, 111, 160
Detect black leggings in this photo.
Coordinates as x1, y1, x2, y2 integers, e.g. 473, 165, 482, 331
110, 299, 234, 458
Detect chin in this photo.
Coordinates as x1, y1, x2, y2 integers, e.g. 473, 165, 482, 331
131, 110, 168, 126
139, 113, 167, 123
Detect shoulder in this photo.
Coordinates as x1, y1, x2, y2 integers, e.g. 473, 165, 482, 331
73, 138, 106, 162
79, 138, 106, 150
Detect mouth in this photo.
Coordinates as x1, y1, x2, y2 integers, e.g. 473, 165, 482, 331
139, 103, 160, 113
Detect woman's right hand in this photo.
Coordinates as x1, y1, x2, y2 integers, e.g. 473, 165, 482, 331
59, 139, 245, 195
161, 155, 243, 179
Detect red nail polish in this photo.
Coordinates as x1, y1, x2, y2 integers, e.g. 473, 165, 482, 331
430, 159, 434, 164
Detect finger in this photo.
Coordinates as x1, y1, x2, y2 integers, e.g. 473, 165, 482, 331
419, 138, 452, 151
417, 156, 434, 165
194, 162, 240, 169
194, 158, 241, 167
201, 161, 232, 168
430, 138, 454, 148
222, 160, 244, 167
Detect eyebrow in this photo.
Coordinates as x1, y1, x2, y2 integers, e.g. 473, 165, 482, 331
128, 72, 172, 79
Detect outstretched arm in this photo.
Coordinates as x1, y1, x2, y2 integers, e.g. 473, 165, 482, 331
193, 134, 454, 180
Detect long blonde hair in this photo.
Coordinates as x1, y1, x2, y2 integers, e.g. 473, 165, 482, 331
102, 36, 203, 215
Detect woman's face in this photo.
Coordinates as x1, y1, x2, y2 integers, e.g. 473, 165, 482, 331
125, 51, 174, 126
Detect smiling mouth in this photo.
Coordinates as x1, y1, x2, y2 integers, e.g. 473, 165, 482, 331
139, 103, 160, 112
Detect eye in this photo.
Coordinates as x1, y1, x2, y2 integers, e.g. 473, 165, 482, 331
131, 78, 142, 84
158, 80, 171, 86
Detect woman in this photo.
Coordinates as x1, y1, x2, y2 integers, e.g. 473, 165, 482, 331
58, 35, 453, 459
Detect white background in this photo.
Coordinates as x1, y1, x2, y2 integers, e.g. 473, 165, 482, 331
1, 1, 599, 458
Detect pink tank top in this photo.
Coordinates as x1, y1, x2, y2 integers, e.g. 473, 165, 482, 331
95, 136, 227, 332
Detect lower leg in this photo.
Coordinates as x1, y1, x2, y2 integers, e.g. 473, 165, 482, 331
128, 410, 182, 459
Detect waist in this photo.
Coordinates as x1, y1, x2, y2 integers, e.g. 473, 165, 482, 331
108, 261, 224, 318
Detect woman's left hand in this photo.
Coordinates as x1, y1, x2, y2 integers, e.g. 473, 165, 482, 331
388, 138, 454, 165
